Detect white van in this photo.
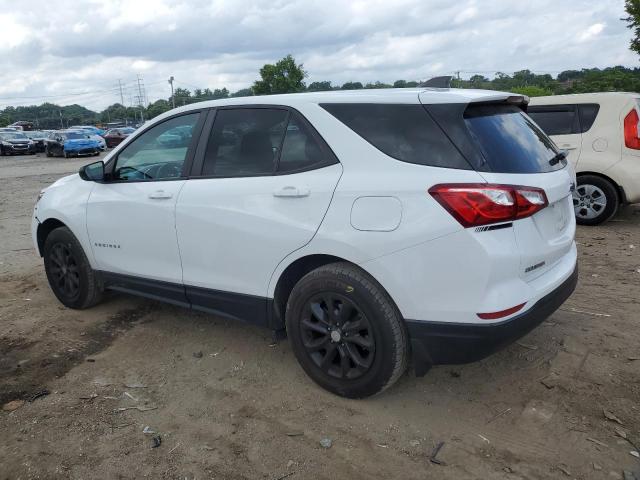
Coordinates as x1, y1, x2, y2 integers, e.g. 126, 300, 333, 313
529, 92, 640, 225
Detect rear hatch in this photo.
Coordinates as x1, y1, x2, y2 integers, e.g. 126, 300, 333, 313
422, 97, 575, 281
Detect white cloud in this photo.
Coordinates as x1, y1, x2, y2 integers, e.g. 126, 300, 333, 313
579, 22, 605, 42
0, 0, 635, 111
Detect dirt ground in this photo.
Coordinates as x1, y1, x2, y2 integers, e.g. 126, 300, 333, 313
0, 152, 639, 480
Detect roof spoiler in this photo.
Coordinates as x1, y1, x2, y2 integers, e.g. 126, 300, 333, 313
420, 76, 452, 88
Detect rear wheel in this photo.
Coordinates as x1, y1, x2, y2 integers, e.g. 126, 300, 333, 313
285, 262, 408, 398
573, 175, 619, 225
45, 147, 52, 157
43, 227, 103, 309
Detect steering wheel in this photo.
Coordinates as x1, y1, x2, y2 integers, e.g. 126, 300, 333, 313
156, 162, 182, 179
117, 166, 153, 180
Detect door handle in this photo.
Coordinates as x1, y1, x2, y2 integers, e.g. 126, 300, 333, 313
559, 144, 577, 150
148, 190, 173, 200
273, 186, 310, 198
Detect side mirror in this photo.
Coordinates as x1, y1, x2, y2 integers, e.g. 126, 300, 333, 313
79, 161, 105, 182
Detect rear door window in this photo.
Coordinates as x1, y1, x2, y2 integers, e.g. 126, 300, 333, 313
321, 103, 471, 169
202, 108, 288, 177
464, 104, 564, 173
277, 112, 338, 173
526, 105, 579, 135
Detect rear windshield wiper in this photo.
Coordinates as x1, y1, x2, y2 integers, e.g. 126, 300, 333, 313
548, 151, 567, 166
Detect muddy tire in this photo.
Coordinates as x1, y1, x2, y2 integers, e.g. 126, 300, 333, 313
43, 226, 103, 309
285, 262, 408, 398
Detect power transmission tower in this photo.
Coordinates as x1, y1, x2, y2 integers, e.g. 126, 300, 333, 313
117, 79, 125, 105
135, 74, 146, 122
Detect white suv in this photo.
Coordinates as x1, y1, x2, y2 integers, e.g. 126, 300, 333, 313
32, 89, 578, 398
528, 92, 640, 225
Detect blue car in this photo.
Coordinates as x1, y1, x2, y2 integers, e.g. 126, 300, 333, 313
45, 130, 101, 158
70, 125, 106, 136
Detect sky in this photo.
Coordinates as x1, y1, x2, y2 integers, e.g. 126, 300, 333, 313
0, 0, 636, 111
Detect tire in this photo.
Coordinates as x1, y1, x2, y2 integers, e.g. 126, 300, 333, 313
43, 226, 103, 309
285, 262, 408, 398
63, 150, 70, 158
45, 148, 52, 157
573, 175, 619, 226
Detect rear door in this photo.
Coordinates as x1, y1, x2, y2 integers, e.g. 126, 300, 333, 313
527, 104, 583, 168
176, 107, 342, 323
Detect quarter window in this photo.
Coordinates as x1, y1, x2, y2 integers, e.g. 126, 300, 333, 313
321, 103, 470, 169
113, 113, 200, 181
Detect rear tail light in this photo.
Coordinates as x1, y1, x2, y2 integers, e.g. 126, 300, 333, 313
428, 183, 548, 227
623, 109, 640, 150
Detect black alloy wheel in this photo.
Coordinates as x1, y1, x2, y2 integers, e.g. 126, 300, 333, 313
300, 293, 375, 380
47, 242, 80, 301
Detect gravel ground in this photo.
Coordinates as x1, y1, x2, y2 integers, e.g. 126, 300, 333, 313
1, 152, 639, 479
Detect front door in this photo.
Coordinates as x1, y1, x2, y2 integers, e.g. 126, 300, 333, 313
86, 112, 203, 303
176, 107, 342, 324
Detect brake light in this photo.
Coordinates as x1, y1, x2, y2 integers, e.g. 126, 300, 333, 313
623, 109, 640, 150
428, 183, 548, 227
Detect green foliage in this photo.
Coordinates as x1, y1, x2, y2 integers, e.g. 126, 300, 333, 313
230, 88, 254, 98
252, 54, 307, 95
625, 0, 640, 55
510, 85, 554, 97
307, 81, 333, 91
340, 81, 364, 90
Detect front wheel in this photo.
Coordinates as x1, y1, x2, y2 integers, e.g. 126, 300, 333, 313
285, 262, 408, 398
573, 175, 619, 226
43, 226, 103, 309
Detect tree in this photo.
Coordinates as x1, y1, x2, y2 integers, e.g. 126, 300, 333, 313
624, 0, 640, 55
230, 88, 254, 98
307, 81, 333, 91
510, 85, 553, 97
340, 81, 364, 90
252, 54, 307, 95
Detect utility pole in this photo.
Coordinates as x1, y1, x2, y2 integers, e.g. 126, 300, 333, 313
168, 76, 175, 109
59, 110, 64, 129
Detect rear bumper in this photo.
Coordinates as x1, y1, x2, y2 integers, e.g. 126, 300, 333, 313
406, 265, 578, 375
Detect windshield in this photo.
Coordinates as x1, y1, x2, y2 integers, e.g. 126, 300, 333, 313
120, 127, 135, 134
26, 131, 45, 138
1, 132, 27, 140
464, 104, 565, 173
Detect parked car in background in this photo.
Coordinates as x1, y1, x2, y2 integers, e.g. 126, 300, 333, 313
103, 127, 135, 148
528, 92, 640, 225
25, 131, 48, 152
45, 130, 101, 158
32, 88, 577, 398
70, 125, 106, 136
0, 131, 36, 155
0, 127, 19, 133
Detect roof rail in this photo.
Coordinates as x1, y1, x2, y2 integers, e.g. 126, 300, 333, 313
420, 76, 453, 88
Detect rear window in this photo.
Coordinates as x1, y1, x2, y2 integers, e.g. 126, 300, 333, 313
321, 103, 470, 169
464, 104, 564, 173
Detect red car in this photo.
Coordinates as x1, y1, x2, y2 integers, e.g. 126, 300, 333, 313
103, 127, 136, 148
